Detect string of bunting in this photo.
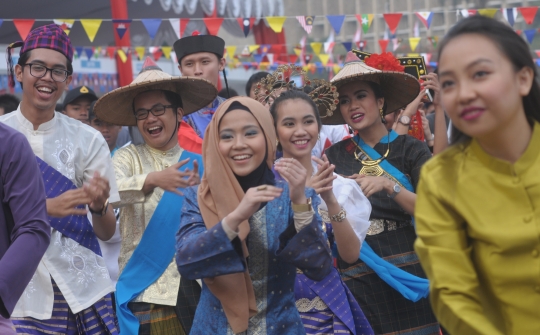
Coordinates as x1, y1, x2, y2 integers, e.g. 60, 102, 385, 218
2, 5, 540, 71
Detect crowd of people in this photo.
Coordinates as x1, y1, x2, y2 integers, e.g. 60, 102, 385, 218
0, 14, 539, 335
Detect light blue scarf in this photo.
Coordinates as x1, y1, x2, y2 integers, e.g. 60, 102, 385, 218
115, 150, 203, 334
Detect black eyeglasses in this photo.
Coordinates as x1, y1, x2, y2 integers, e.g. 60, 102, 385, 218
24, 63, 70, 83
134, 104, 174, 120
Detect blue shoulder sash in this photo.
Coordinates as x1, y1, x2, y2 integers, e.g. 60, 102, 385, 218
115, 150, 203, 335
353, 131, 429, 302
35, 156, 101, 256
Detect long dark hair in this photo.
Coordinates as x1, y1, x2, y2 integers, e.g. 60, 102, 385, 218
438, 15, 540, 144
269, 90, 322, 151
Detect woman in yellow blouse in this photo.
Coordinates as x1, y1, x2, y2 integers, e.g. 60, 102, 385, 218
414, 16, 540, 335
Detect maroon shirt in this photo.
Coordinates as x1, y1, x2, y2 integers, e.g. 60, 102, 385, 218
0, 123, 49, 317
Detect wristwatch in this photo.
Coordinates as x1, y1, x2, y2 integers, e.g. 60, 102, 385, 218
387, 183, 401, 199
292, 198, 312, 212
330, 208, 347, 222
89, 199, 110, 217
398, 115, 411, 125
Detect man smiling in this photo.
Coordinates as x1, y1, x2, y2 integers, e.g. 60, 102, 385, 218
94, 57, 217, 335
0, 24, 119, 334
173, 32, 228, 138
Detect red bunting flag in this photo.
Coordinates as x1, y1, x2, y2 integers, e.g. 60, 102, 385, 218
289, 54, 299, 64
379, 39, 389, 52
203, 18, 224, 36
152, 48, 163, 61
383, 13, 402, 34
519, 7, 538, 25
535, 50, 540, 58
106, 47, 116, 59
13, 19, 35, 40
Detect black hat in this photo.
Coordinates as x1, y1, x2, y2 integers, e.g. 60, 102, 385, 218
62, 86, 98, 110
173, 33, 225, 64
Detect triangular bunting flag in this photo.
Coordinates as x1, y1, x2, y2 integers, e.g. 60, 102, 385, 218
409, 37, 421, 52
75, 46, 84, 59
342, 42, 353, 52
333, 64, 341, 75
141, 19, 162, 39
304, 54, 312, 64
535, 50, 540, 58
225, 46, 237, 59
478, 9, 498, 18
421, 53, 432, 63
106, 46, 116, 59
356, 14, 374, 34
516, 29, 522, 36
13, 19, 35, 40
117, 49, 128, 63
356, 40, 367, 50
289, 54, 299, 64
296, 16, 315, 34
326, 15, 345, 34
266, 16, 287, 33
379, 39, 389, 52
152, 48, 163, 61
383, 13, 402, 34
294, 47, 302, 57
524, 29, 536, 44
135, 46, 146, 60
428, 36, 439, 48
54, 19, 75, 35
415, 12, 433, 29
203, 18, 224, 35
84, 47, 94, 60
502, 8, 519, 27
162, 46, 172, 59
80, 19, 102, 43
112, 19, 131, 40
324, 41, 335, 54
248, 45, 260, 53
310, 42, 322, 55
253, 54, 263, 63
460, 9, 477, 18
259, 44, 271, 56
519, 7, 539, 25
318, 54, 330, 67
169, 19, 189, 39
237, 17, 255, 37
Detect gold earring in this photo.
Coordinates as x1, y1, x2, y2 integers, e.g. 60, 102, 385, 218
380, 108, 387, 124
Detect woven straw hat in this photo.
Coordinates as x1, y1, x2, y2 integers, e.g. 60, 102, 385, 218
325, 52, 420, 125
94, 57, 217, 126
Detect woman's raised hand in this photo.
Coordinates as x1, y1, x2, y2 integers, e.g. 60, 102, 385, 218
274, 158, 308, 205
311, 155, 338, 205
227, 185, 283, 231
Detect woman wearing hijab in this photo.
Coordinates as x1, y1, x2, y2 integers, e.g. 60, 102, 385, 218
175, 96, 333, 335
323, 52, 438, 334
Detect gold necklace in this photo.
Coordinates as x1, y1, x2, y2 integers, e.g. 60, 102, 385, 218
352, 134, 390, 176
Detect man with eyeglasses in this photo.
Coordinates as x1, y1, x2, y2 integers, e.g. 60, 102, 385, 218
92, 57, 216, 334
0, 24, 119, 334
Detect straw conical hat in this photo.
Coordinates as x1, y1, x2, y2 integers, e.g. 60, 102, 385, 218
94, 57, 217, 126
325, 52, 420, 125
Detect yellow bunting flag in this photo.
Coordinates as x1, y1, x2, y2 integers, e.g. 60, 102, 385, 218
318, 54, 330, 66
226, 46, 237, 59
294, 48, 302, 57
266, 16, 287, 33
333, 64, 341, 74
310, 42, 322, 55
302, 65, 311, 72
135, 46, 146, 60
80, 19, 102, 43
161, 46, 172, 59
248, 45, 260, 53
117, 49, 128, 63
478, 8, 498, 18
409, 37, 421, 52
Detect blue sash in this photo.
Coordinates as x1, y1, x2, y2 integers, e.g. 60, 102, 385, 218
116, 150, 203, 334
35, 156, 101, 256
353, 131, 429, 302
